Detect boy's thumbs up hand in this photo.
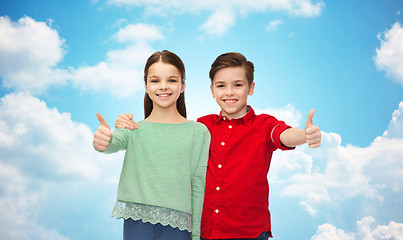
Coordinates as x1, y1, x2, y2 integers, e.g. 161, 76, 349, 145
305, 109, 321, 148
94, 113, 112, 151
115, 113, 137, 130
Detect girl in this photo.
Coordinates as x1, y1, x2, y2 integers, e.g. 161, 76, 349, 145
93, 50, 210, 240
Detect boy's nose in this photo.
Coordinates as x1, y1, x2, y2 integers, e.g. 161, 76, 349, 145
225, 87, 234, 95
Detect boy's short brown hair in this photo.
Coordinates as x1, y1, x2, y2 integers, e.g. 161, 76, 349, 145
209, 52, 255, 85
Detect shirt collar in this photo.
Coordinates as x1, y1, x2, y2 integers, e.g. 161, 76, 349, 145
216, 105, 255, 126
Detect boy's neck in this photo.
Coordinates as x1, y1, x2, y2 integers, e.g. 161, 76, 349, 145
221, 105, 250, 120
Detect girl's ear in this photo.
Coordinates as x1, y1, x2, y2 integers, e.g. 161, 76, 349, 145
145, 83, 148, 94
180, 82, 185, 93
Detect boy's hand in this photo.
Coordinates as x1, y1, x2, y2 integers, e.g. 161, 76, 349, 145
115, 113, 137, 130
305, 109, 321, 148
93, 113, 112, 151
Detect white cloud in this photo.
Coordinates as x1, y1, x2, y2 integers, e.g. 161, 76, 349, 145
256, 104, 303, 128
71, 42, 152, 98
105, 0, 325, 36
70, 23, 162, 98
0, 167, 70, 240
0, 16, 162, 98
0, 92, 123, 239
200, 8, 236, 36
0, 16, 69, 93
0, 92, 104, 179
266, 19, 283, 32
113, 23, 164, 43
311, 216, 403, 240
311, 223, 355, 240
375, 22, 403, 86
267, 102, 403, 216
382, 101, 403, 138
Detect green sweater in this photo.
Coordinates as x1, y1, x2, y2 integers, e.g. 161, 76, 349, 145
99, 120, 210, 239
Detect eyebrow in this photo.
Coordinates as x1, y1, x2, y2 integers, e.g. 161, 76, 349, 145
149, 75, 180, 78
214, 79, 246, 84
214, 81, 225, 84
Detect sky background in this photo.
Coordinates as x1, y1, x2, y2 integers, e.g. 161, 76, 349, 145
0, 0, 402, 239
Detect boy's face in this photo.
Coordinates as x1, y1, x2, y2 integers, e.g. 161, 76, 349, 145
210, 66, 255, 119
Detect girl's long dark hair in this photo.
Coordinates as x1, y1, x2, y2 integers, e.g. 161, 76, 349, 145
144, 50, 186, 118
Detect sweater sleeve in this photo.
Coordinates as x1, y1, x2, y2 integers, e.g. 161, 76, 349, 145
191, 125, 210, 240
94, 128, 130, 154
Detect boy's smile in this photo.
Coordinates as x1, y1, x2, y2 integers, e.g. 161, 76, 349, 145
211, 67, 255, 119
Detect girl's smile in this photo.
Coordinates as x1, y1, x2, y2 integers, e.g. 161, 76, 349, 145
145, 61, 184, 110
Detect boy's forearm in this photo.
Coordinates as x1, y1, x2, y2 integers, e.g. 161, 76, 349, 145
280, 127, 307, 147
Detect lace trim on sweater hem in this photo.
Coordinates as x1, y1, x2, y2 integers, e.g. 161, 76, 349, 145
111, 201, 192, 232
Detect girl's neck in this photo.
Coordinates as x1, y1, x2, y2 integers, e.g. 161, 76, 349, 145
145, 105, 188, 123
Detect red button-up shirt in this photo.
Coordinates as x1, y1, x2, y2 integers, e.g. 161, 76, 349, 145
197, 106, 294, 239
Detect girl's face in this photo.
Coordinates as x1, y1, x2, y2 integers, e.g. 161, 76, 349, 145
145, 61, 184, 111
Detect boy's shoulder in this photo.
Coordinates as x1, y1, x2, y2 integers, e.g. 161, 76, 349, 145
197, 113, 218, 121
253, 112, 279, 121
197, 114, 219, 126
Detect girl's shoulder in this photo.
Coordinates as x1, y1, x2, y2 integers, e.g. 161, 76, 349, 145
176, 120, 208, 130
186, 121, 210, 138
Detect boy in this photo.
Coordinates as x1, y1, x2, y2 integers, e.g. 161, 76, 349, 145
115, 52, 321, 239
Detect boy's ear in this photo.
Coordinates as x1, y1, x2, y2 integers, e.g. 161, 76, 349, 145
210, 84, 216, 98
248, 82, 255, 96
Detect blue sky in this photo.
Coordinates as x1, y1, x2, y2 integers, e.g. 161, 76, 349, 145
0, 0, 402, 239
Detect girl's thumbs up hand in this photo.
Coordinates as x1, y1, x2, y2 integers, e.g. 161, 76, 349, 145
305, 109, 321, 148
94, 113, 112, 151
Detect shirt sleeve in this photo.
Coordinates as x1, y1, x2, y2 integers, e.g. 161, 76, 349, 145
268, 118, 295, 151
191, 125, 210, 240
94, 128, 130, 154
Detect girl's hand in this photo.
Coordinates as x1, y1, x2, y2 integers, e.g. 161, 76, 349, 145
115, 113, 137, 130
93, 113, 112, 151
305, 109, 321, 148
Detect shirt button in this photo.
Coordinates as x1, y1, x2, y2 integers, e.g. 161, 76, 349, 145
228, 125, 232, 129
216, 187, 220, 191
215, 209, 219, 213
223, 117, 226, 120
221, 142, 225, 146
218, 164, 222, 168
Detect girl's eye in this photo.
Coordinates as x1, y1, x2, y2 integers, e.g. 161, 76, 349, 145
169, 79, 178, 82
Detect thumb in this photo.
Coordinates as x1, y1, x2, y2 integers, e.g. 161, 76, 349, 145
96, 113, 110, 129
305, 109, 315, 129
128, 113, 133, 120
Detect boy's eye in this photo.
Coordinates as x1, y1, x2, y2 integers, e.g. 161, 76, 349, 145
216, 84, 224, 88
235, 84, 243, 87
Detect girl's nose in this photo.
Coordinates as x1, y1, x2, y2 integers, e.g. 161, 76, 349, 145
159, 81, 168, 90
